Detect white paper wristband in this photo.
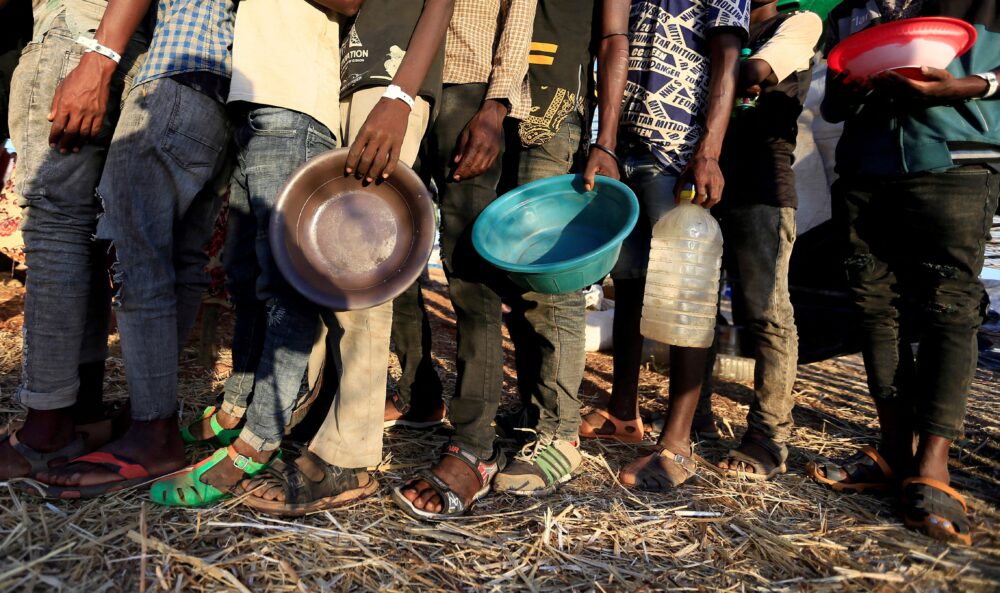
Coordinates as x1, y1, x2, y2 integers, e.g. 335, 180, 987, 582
381, 84, 415, 110
75, 36, 121, 65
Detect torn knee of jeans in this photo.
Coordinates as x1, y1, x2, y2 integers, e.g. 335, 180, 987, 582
107, 243, 125, 308
919, 262, 961, 280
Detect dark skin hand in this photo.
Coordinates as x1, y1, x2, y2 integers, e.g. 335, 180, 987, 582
676, 30, 742, 208
345, 0, 454, 182
870, 66, 991, 104
47, 0, 152, 153
451, 98, 508, 181
582, 0, 631, 191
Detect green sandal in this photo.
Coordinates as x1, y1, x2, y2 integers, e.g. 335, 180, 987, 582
150, 445, 275, 507
180, 406, 243, 447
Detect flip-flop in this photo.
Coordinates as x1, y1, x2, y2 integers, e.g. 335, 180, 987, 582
579, 409, 645, 444
901, 477, 973, 545
392, 442, 505, 521
240, 451, 378, 517
20, 451, 165, 499
150, 445, 275, 508
806, 446, 893, 494
180, 406, 243, 447
3, 431, 88, 478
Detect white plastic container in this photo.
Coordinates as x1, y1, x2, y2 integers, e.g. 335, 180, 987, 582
640, 187, 723, 348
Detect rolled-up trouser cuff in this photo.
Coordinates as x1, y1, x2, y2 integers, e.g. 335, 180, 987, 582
16, 383, 78, 411
220, 401, 247, 418
920, 420, 961, 442
238, 425, 282, 452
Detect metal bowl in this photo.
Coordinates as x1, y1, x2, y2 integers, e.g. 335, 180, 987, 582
270, 148, 435, 311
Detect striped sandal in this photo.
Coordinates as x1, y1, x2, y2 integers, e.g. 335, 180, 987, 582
493, 438, 582, 496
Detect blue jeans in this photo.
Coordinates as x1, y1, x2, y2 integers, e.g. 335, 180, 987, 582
224, 107, 392, 467
611, 147, 679, 280
9, 16, 146, 410
96, 77, 231, 421
223, 107, 336, 450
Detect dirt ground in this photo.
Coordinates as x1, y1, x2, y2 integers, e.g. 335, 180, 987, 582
0, 268, 998, 592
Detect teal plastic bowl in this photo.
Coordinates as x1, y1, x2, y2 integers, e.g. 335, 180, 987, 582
472, 174, 639, 294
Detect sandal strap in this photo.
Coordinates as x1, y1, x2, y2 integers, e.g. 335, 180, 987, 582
441, 442, 502, 488
9, 431, 87, 474
902, 477, 968, 513
742, 431, 788, 467
583, 408, 644, 435
71, 451, 150, 480
860, 446, 894, 481
656, 447, 698, 476
226, 445, 269, 474
263, 450, 360, 505
416, 468, 465, 515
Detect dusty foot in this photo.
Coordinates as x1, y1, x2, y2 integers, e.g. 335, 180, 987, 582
243, 452, 369, 504
199, 437, 275, 490
0, 409, 76, 479
37, 418, 185, 488
717, 439, 780, 475
186, 408, 242, 441
384, 396, 446, 426
620, 442, 696, 491
400, 454, 481, 514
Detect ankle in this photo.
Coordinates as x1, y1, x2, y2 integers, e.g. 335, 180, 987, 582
232, 437, 276, 463
658, 436, 692, 458
18, 408, 76, 449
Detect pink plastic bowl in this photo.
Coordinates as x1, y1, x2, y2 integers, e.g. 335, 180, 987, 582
828, 17, 977, 80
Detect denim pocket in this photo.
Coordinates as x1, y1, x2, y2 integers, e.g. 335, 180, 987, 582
161, 86, 226, 170
247, 108, 299, 138
305, 126, 338, 161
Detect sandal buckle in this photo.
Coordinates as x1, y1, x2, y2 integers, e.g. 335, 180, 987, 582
233, 454, 251, 470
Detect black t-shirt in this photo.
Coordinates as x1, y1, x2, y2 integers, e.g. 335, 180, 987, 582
340, 0, 444, 105
719, 12, 814, 210
517, 0, 598, 147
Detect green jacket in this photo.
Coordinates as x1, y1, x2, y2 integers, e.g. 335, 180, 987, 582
829, 0, 1000, 176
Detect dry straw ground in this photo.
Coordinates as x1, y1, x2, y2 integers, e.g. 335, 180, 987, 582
0, 269, 998, 592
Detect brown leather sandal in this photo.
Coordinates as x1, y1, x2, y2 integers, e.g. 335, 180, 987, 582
579, 409, 645, 444
619, 446, 698, 491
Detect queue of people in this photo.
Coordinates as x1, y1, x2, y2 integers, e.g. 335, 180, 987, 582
0, 0, 996, 548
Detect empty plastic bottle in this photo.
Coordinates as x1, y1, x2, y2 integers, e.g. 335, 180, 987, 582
640, 185, 723, 348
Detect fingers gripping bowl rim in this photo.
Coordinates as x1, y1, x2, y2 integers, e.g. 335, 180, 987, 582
270, 148, 436, 311
828, 17, 977, 81
471, 174, 640, 295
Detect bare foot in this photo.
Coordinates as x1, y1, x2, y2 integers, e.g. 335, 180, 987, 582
37, 418, 185, 488
400, 455, 481, 514
0, 409, 76, 479
243, 452, 369, 504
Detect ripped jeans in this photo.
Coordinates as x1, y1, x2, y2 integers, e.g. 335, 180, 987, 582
833, 166, 999, 440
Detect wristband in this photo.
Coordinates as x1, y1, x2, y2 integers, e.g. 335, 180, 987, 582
382, 84, 415, 110
974, 71, 998, 99
75, 36, 121, 64
590, 142, 621, 169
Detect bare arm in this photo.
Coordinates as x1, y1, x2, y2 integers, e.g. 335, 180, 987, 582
346, 0, 455, 181
310, 0, 364, 17
583, 0, 630, 190
678, 29, 741, 207
48, 0, 153, 153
